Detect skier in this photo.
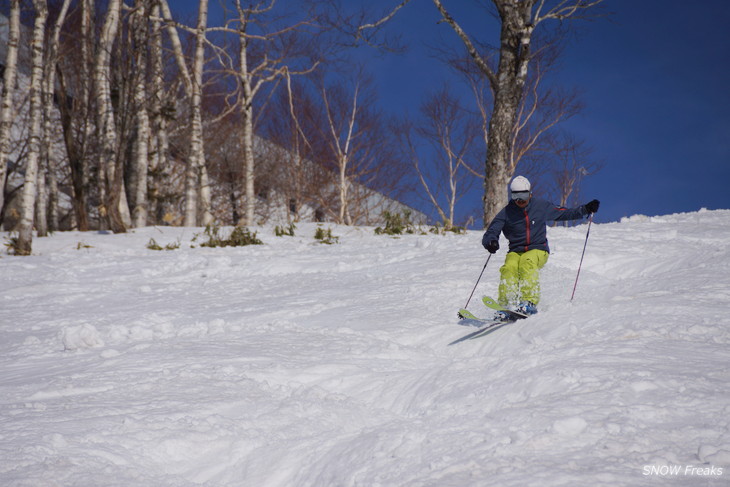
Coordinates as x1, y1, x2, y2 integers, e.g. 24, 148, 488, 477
482, 175, 599, 318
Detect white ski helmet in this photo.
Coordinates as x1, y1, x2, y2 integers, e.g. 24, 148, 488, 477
510, 176, 531, 193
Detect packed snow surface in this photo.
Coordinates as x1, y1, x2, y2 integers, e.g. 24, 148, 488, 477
1, 210, 729, 486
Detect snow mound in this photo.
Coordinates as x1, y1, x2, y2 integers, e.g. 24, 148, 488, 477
61, 324, 104, 350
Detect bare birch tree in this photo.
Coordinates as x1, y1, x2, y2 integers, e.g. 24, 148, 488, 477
401, 86, 480, 230
232, 1, 285, 225
79, 0, 93, 228
211, 0, 319, 225
16, 0, 48, 255
158, 0, 212, 227
147, 0, 172, 224
258, 70, 406, 226
130, 0, 151, 227
93, 0, 127, 233
190, 0, 212, 226
549, 132, 601, 212
259, 72, 337, 224
321, 81, 360, 225
276, 73, 319, 223
431, 0, 604, 225
37, 0, 73, 236
314, 72, 397, 225
0, 0, 21, 227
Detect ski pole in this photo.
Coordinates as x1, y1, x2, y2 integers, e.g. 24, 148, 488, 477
459, 253, 492, 317
571, 213, 593, 301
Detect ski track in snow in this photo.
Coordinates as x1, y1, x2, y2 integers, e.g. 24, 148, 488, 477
1, 211, 729, 486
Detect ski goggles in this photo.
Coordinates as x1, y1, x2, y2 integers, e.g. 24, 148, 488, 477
511, 191, 531, 202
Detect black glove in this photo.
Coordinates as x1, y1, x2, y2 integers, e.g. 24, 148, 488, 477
485, 239, 499, 254
584, 199, 600, 214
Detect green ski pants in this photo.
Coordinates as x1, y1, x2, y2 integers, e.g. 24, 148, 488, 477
498, 249, 549, 307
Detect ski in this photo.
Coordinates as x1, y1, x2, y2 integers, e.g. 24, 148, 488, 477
448, 319, 515, 345
482, 296, 528, 320
450, 297, 529, 345
457, 308, 491, 325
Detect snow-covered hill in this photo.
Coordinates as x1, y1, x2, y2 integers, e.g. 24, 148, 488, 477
1, 210, 729, 486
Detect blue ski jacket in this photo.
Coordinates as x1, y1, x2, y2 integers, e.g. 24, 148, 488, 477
482, 198, 588, 254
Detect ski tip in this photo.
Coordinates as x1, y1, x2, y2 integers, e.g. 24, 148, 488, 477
458, 308, 479, 320
482, 295, 499, 306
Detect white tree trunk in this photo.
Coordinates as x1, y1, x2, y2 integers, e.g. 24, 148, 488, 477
93, 0, 125, 232
338, 159, 350, 225
16, 0, 48, 254
242, 101, 256, 225
239, 27, 256, 226
38, 0, 71, 235
0, 0, 21, 227
198, 161, 213, 226
322, 84, 359, 225
184, 0, 209, 227
149, 2, 169, 224
35, 168, 48, 236
132, 0, 150, 228
226, 1, 319, 225
78, 0, 94, 230
158, 0, 192, 96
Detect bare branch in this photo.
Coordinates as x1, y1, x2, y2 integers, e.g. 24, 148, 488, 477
432, 0, 499, 89
357, 0, 413, 39
534, 0, 606, 24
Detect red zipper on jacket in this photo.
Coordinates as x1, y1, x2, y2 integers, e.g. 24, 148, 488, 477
523, 209, 530, 252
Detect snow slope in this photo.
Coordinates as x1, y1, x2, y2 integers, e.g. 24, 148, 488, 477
1, 210, 729, 486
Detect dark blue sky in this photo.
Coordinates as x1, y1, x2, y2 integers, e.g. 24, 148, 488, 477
350, 0, 730, 224
560, 0, 730, 223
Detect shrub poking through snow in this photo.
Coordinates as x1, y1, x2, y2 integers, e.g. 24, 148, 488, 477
196, 224, 263, 248
375, 210, 420, 236
314, 226, 338, 244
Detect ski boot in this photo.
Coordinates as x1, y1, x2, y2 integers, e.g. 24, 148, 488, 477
493, 310, 513, 322
516, 301, 538, 316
